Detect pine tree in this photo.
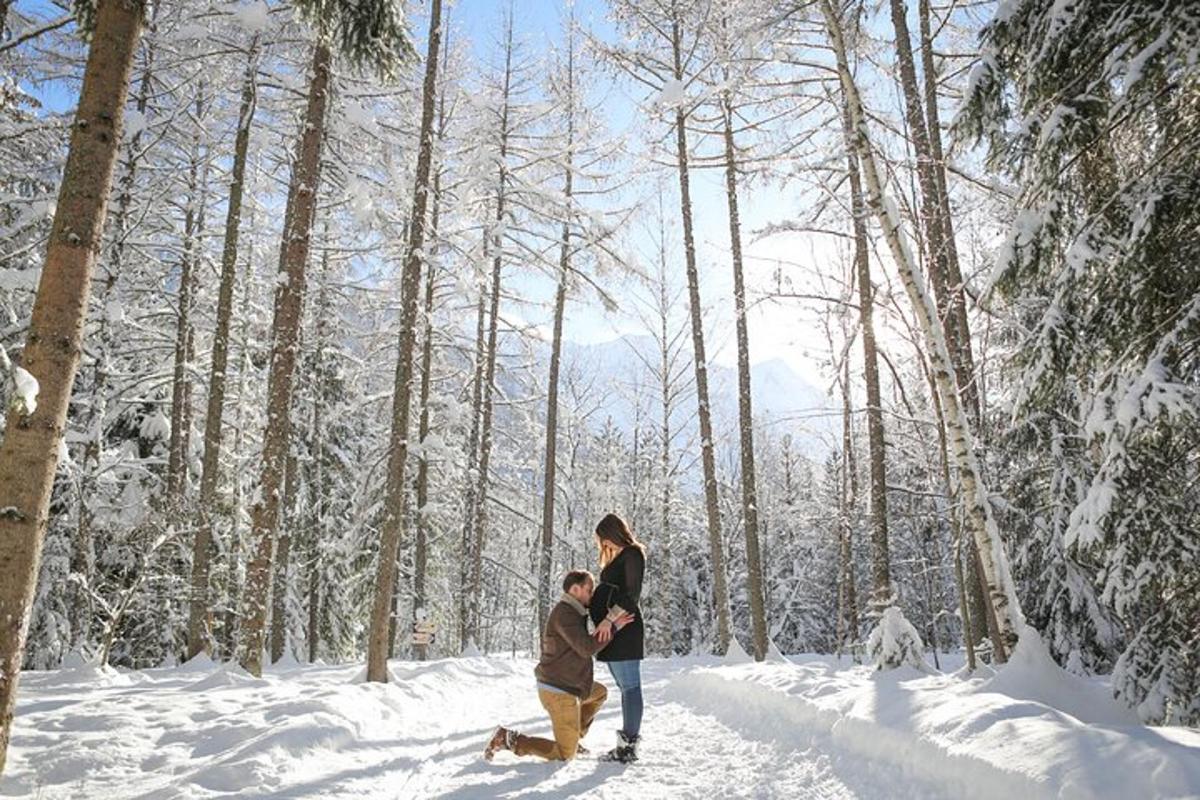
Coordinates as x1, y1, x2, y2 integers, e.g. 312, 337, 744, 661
959, 0, 1200, 722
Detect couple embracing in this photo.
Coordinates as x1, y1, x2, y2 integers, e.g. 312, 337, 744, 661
484, 513, 646, 765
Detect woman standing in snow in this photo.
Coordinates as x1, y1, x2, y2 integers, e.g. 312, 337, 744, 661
590, 513, 646, 763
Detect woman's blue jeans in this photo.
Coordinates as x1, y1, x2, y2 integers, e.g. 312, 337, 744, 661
606, 660, 643, 738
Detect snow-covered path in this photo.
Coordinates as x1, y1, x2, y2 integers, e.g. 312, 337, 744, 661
395, 658, 949, 799
3, 650, 1198, 799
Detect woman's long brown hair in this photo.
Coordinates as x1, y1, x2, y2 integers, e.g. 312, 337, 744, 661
595, 513, 645, 567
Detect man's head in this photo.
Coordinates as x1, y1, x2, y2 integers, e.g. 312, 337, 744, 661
562, 569, 595, 607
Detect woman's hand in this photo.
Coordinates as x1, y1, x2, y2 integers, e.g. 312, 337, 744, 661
612, 611, 635, 630
595, 620, 614, 644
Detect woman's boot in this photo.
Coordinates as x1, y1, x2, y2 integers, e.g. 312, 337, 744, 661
601, 730, 639, 763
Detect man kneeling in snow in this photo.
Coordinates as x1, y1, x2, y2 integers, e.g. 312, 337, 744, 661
485, 569, 633, 762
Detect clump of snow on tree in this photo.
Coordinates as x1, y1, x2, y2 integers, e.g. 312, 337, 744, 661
10, 366, 38, 416
656, 79, 686, 108
229, 0, 271, 32
865, 606, 926, 671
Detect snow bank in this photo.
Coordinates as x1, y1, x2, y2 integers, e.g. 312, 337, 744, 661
665, 647, 1200, 800
1, 656, 536, 799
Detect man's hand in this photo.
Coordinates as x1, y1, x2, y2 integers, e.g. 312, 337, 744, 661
612, 611, 635, 630
594, 620, 614, 644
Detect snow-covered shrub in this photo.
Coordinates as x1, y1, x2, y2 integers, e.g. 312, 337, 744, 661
866, 606, 926, 670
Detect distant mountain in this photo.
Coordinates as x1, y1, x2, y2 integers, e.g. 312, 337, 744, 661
550, 334, 836, 458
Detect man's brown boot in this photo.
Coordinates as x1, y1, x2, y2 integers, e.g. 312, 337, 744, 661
484, 726, 515, 761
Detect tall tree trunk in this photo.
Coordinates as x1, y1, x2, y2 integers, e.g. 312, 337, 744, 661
238, 39, 332, 677
837, 360, 860, 655
928, 373, 977, 670
270, 450, 299, 664
219, 217, 257, 659
539, 19, 576, 634
366, 0, 443, 682
820, 0, 1020, 661
412, 253, 435, 661
885, 0, 960, 377
460, 277, 488, 651
659, 400, 674, 654
839, 99, 893, 614
656, 252, 675, 656
468, 222, 505, 649
0, 0, 145, 774
913, 0, 995, 648
411, 31, 449, 660
917, 0, 978, 424
669, 13, 731, 655
70, 19, 156, 653
304, 247, 332, 664
187, 37, 259, 660
167, 87, 207, 502
719, 93, 768, 661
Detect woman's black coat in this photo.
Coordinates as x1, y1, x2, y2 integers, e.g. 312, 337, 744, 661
589, 546, 645, 662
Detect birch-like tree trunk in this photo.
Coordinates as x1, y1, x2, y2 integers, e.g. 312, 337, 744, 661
928, 367, 977, 671
239, 39, 332, 677
187, 38, 259, 660
366, 0, 443, 682
913, 0, 993, 648
0, 0, 145, 774
820, 0, 1021, 660
916, 0, 978, 423
669, 11, 732, 655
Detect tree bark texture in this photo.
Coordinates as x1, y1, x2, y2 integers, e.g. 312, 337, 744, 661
366, 0, 442, 682
0, 0, 145, 774
239, 40, 331, 677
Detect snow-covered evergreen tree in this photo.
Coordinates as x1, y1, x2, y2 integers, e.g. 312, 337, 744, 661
959, 0, 1200, 723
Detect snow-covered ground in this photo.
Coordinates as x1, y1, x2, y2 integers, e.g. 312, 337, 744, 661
2, 644, 1198, 799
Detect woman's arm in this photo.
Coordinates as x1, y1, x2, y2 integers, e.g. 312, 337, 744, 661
615, 548, 644, 609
